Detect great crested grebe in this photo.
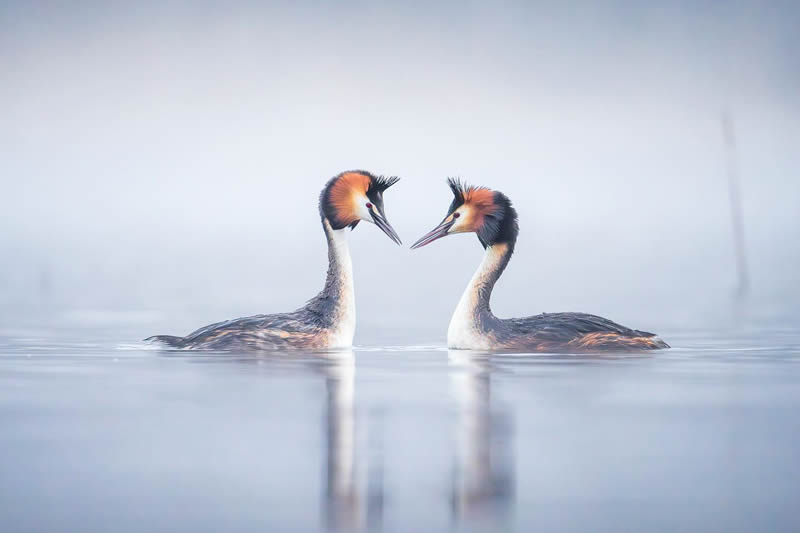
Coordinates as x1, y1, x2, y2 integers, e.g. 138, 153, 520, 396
411, 179, 669, 352
146, 170, 401, 350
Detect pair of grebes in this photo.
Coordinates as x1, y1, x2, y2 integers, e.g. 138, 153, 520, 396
148, 170, 668, 352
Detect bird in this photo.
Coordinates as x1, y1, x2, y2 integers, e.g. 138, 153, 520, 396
411, 179, 668, 352
146, 170, 401, 350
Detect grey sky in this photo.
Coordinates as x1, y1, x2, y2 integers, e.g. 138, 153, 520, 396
1, 1, 798, 338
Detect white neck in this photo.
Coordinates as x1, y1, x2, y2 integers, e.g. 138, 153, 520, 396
324, 220, 357, 348
447, 244, 510, 350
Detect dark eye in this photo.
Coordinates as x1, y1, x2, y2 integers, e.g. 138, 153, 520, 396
453, 212, 460, 218
366, 202, 373, 209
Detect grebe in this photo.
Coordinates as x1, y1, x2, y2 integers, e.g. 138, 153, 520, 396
146, 170, 401, 350
411, 179, 669, 352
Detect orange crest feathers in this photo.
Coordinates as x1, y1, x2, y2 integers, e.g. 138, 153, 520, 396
327, 171, 371, 225
446, 178, 518, 247
320, 170, 400, 230
446, 178, 498, 231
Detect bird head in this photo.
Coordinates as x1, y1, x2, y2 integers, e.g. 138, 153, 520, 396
320, 170, 402, 244
411, 178, 518, 249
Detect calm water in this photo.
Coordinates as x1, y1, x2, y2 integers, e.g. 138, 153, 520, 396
1, 325, 799, 532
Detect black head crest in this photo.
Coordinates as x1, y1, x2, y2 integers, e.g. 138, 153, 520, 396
446, 177, 491, 214
365, 175, 399, 214
444, 178, 518, 248
477, 190, 518, 248
369, 175, 400, 194
320, 170, 400, 230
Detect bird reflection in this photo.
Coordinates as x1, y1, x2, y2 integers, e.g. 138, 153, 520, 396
322, 351, 383, 531
449, 351, 514, 524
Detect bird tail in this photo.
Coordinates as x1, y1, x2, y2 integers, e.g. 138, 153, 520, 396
572, 332, 670, 351
647, 335, 670, 349
144, 335, 185, 348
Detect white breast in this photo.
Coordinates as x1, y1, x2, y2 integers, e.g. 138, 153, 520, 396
327, 290, 356, 348
447, 305, 490, 350
447, 245, 508, 351
446, 280, 489, 350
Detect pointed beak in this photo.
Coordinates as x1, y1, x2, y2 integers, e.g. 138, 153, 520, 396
410, 218, 455, 249
371, 209, 402, 245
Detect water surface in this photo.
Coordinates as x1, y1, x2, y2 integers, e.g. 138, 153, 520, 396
1, 326, 799, 532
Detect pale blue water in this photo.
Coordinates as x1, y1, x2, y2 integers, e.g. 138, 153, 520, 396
1, 325, 799, 532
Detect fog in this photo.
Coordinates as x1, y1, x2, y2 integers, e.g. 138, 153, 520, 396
2, 1, 798, 340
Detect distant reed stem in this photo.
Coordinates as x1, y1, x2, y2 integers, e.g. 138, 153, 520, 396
721, 111, 749, 298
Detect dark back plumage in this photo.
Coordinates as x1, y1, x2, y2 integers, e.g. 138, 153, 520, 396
489, 312, 667, 352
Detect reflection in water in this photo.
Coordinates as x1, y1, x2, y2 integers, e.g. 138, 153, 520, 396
8, 336, 800, 532
449, 351, 515, 525
322, 352, 383, 531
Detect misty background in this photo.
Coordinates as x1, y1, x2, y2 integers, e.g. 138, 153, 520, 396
1, 0, 798, 341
